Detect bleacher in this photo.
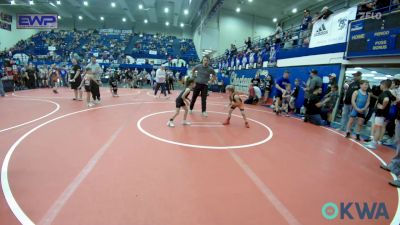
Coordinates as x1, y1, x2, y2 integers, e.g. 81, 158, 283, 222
4, 30, 198, 65
213, 0, 400, 70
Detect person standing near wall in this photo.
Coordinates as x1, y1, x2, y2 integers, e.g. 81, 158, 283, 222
341, 71, 362, 131
189, 56, 216, 117
303, 70, 322, 121
274, 70, 291, 115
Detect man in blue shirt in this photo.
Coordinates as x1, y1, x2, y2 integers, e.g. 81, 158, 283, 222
299, 9, 312, 47
274, 70, 291, 115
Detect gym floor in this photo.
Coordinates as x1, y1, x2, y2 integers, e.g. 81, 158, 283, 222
0, 87, 398, 225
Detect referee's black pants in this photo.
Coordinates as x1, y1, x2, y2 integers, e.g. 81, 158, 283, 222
190, 83, 208, 112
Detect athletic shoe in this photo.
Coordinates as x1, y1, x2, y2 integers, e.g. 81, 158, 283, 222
182, 120, 191, 125
223, 118, 230, 125
72, 98, 77, 101
382, 138, 395, 146
87, 102, 95, 107
167, 121, 175, 127
189, 110, 193, 114
202, 112, 208, 117
245, 122, 250, 128
95, 100, 101, 104
356, 134, 361, 141
345, 132, 351, 138
364, 142, 377, 150
53, 89, 58, 94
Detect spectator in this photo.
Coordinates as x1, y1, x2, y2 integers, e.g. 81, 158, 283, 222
341, 71, 362, 131
345, 80, 370, 141
318, 6, 333, 20
290, 79, 300, 111
304, 69, 322, 104
263, 73, 274, 103
245, 37, 252, 51
274, 23, 283, 46
321, 84, 339, 126
358, 1, 375, 18
299, 10, 313, 47
274, 70, 291, 115
304, 86, 324, 125
327, 73, 337, 93
364, 84, 382, 125
251, 73, 261, 87
244, 84, 259, 105
365, 79, 396, 149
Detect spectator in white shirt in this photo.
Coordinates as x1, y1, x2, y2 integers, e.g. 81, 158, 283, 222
154, 66, 169, 99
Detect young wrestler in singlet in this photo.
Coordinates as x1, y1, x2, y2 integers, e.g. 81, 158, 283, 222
223, 85, 250, 128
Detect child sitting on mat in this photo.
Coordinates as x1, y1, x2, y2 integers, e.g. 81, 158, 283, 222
223, 85, 250, 128
167, 78, 196, 127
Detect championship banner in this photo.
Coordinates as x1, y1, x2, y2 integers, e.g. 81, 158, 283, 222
309, 7, 357, 48
17, 14, 58, 29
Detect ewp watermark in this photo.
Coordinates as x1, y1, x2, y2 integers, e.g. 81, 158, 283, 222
322, 202, 389, 220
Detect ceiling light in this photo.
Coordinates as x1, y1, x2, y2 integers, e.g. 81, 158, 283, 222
83, 1, 88, 6
354, 67, 362, 70
236, 7, 240, 13
10, 0, 15, 5
292, 8, 297, 13
56, 0, 61, 5
248, 0, 253, 2
122, 17, 126, 22
100, 16, 104, 21
138, 4, 143, 9
180, 22, 184, 28
49, 2, 56, 7
29, 0, 34, 5
57, 15, 61, 19
386, 75, 393, 77
78, 15, 83, 20
345, 70, 358, 74
111, 2, 116, 7
165, 21, 169, 26
164, 7, 169, 13
184, 9, 189, 15
144, 19, 148, 24
371, 71, 377, 74
273, 18, 277, 23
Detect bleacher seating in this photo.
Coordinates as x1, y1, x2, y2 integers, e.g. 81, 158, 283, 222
3, 30, 198, 64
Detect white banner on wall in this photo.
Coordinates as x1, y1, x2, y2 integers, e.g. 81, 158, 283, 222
309, 6, 357, 48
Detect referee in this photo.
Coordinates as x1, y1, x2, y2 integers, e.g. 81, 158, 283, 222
189, 56, 216, 117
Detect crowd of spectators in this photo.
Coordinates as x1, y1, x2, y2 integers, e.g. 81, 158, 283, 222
214, 0, 399, 69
